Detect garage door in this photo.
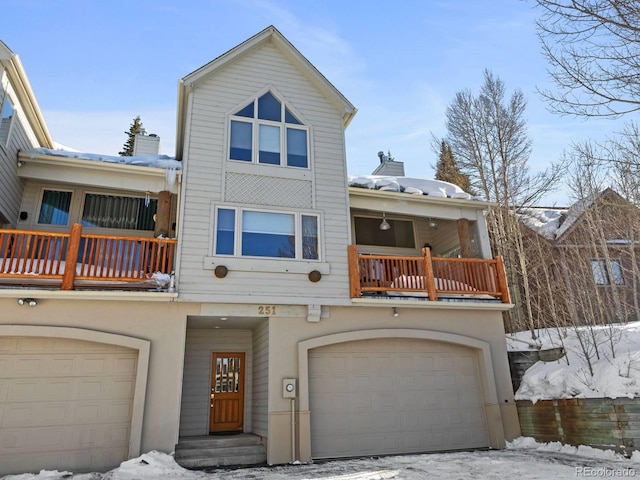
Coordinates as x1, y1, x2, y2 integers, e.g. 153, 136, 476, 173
0, 336, 138, 473
309, 338, 488, 458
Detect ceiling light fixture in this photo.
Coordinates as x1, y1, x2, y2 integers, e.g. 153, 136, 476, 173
379, 213, 391, 231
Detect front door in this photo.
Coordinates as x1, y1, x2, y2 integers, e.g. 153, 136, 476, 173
210, 352, 245, 433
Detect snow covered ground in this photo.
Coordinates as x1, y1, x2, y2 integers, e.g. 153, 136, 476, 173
2, 439, 637, 480
507, 321, 640, 403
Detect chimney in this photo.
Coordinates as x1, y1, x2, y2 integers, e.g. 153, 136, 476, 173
371, 150, 404, 176
133, 133, 160, 156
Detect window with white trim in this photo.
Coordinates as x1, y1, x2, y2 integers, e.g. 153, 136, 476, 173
591, 259, 624, 285
229, 91, 309, 168
0, 95, 14, 145
215, 207, 319, 260
81, 193, 157, 231
38, 189, 72, 226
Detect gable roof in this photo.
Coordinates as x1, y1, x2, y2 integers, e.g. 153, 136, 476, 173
175, 26, 357, 159
518, 188, 634, 242
0, 40, 53, 149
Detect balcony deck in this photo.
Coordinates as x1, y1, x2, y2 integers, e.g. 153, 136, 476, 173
348, 245, 510, 303
0, 224, 176, 291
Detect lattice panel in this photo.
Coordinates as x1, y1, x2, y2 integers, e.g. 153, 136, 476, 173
225, 172, 313, 208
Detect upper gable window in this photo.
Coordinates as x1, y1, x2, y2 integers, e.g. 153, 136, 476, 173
0, 95, 14, 146
229, 91, 309, 168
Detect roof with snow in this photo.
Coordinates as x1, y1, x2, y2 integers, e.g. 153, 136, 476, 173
23, 148, 182, 170
348, 175, 477, 200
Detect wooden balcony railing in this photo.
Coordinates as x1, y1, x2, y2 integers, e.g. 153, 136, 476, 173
348, 245, 510, 303
0, 224, 177, 291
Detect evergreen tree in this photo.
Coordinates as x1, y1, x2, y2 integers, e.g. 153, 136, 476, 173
434, 139, 473, 193
119, 115, 143, 156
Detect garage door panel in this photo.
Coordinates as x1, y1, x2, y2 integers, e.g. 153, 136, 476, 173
0, 337, 137, 473
309, 338, 489, 458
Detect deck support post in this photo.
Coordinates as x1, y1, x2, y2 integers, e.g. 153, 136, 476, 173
61, 223, 82, 290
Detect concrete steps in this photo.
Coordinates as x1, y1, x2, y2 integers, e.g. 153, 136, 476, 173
174, 434, 266, 468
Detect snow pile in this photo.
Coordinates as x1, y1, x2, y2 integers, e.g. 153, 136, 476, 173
508, 436, 634, 462
110, 451, 207, 479
348, 176, 475, 200
508, 321, 640, 403
24, 148, 182, 170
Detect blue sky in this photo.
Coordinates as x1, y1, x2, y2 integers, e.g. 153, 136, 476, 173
2, 0, 627, 205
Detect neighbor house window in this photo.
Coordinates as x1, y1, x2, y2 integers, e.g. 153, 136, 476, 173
38, 190, 72, 226
229, 91, 309, 168
0, 96, 14, 145
81, 193, 157, 231
353, 216, 415, 248
215, 207, 319, 260
591, 259, 624, 285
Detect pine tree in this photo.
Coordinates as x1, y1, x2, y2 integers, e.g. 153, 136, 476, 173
119, 115, 143, 156
434, 140, 473, 193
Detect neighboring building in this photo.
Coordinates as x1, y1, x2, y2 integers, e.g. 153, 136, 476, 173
0, 27, 520, 475
517, 188, 640, 328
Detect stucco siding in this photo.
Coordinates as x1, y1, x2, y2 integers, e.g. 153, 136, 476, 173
251, 321, 269, 437
179, 328, 253, 436
177, 41, 351, 305
0, 298, 195, 456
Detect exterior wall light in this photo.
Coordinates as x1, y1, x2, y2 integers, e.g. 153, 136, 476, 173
392, 307, 399, 317
17, 298, 37, 307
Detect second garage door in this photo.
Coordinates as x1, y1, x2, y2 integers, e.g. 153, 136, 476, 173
309, 338, 488, 458
0, 336, 139, 474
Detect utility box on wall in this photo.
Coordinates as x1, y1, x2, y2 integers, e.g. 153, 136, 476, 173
282, 378, 297, 398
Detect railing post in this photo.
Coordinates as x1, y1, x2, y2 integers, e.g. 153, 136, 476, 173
495, 255, 511, 303
61, 223, 82, 290
347, 245, 361, 298
421, 247, 438, 301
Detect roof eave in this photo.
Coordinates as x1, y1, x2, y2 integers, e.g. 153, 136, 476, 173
0, 42, 54, 149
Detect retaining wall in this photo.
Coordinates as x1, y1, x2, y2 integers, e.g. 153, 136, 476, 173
516, 398, 640, 455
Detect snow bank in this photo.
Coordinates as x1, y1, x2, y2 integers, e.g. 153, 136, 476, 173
508, 322, 640, 402
508, 436, 634, 462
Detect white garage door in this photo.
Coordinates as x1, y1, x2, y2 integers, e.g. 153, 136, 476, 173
0, 336, 138, 474
309, 338, 488, 458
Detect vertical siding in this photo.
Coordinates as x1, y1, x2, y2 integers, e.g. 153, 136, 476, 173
251, 321, 269, 437
178, 42, 351, 304
179, 329, 253, 437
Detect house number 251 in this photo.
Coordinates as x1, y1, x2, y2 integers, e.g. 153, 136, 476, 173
258, 305, 276, 315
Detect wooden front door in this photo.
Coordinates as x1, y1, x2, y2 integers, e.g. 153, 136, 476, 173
210, 352, 245, 433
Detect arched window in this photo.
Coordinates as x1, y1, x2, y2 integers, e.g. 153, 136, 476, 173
229, 91, 309, 168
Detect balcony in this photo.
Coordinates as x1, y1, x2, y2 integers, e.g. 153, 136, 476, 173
0, 224, 176, 291
347, 245, 510, 303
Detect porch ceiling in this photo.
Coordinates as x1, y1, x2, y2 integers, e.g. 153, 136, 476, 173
186, 315, 265, 330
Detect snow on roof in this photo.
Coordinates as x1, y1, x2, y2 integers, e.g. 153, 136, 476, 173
24, 148, 182, 170
348, 175, 475, 200
517, 207, 569, 240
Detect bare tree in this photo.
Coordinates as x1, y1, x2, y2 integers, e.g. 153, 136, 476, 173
445, 70, 566, 334
534, 0, 640, 118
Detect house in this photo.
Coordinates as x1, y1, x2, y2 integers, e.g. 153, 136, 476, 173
517, 188, 640, 328
0, 27, 520, 475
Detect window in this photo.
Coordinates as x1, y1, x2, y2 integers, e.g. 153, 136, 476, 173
229, 91, 309, 168
215, 207, 319, 260
82, 193, 157, 231
353, 216, 415, 248
0, 96, 14, 145
38, 190, 72, 226
591, 259, 624, 285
